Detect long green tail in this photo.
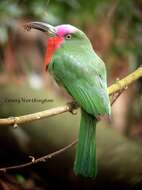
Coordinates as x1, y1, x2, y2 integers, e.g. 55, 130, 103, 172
74, 109, 97, 178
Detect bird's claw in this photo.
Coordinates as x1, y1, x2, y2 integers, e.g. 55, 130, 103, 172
67, 102, 79, 115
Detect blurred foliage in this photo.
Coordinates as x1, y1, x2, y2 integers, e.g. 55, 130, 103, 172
0, 1, 142, 188
0, 0, 142, 72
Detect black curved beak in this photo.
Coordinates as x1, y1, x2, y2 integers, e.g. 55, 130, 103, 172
26, 21, 57, 36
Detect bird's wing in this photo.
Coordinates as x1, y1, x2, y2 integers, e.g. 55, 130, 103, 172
49, 52, 111, 116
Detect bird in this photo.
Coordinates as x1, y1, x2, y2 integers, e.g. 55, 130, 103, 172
26, 22, 111, 178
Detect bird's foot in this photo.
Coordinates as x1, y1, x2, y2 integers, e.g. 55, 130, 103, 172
67, 101, 79, 115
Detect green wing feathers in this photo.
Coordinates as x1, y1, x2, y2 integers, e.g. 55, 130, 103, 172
74, 109, 97, 178
49, 52, 111, 116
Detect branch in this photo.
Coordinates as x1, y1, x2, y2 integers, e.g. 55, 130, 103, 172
0, 105, 71, 127
0, 66, 141, 127
0, 140, 78, 172
108, 66, 142, 95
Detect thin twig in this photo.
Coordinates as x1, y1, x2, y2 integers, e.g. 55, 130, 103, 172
0, 67, 141, 127
111, 88, 126, 105
0, 140, 78, 172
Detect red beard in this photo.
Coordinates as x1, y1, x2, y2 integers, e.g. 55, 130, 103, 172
44, 36, 64, 71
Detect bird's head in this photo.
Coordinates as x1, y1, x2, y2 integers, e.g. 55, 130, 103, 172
25, 21, 90, 70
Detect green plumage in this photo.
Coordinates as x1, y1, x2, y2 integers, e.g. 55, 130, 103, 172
48, 28, 111, 178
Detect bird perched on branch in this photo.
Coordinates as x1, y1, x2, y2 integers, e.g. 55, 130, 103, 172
25, 22, 111, 178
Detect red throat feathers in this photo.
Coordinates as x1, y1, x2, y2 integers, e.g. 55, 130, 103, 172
44, 36, 63, 71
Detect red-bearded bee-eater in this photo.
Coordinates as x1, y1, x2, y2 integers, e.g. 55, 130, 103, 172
27, 22, 111, 178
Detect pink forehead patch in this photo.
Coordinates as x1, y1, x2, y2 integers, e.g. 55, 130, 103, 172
55, 25, 76, 37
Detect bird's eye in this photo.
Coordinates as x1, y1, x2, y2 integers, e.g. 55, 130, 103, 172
65, 34, 72, 40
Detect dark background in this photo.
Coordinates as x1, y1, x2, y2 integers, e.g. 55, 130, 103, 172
0, 0, 142, 189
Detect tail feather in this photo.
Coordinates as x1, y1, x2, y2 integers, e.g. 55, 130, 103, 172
74, 109, 97, 178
